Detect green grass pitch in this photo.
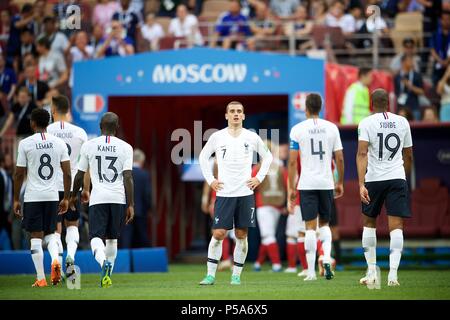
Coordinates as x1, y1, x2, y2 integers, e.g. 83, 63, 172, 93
0, 264, 449, 300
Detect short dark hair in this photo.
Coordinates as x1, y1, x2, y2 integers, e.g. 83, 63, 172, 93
305, 93, 322, 115
36, 36, 51, 49
20, 28, 33, 36
371, 89, 389, 111
52, 95, 70, 114
31, 108, 50, 129
100, 112, 119, 133
358, 67, 371, 78
21, 3, 33, 14
226, 101, 244, 113
43, 16, 56, 24
402, 37, 415, 46
17, 86, 30, 96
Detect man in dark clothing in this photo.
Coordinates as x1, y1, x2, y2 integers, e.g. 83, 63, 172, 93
431, 11, 450, 86
120, 149, 151, 248
18, 65, 49, 108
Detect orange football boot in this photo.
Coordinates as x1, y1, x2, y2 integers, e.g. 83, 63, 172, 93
32, 278, 48, 287
51, 260, 62, 285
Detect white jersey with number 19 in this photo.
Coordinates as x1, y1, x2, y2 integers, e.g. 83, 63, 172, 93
47, 121, 88, 191
77, 135, 133, 206
289, 118, 343, 190
358, 112, 413, 182
16, 132, 70, 202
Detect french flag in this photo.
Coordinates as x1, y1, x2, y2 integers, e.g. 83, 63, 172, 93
76, 95, 104, 113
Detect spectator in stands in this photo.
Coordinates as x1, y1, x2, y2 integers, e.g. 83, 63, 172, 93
112, 0, 142, 46
159, 0, 184, 18
0, 10, 10, 44
18, 28, 37, 63
397, 0, 424, 12
436, 65, 450, 121
0, 86, 37, 138
210, 0, 252, 49
40, 16, 70, 55
18, 64, 49, 108
168, 4, 203, 47
247, 2, 276, 51
92, 0, 121, 35
283, 4, 314, 51
390, 38, 421, 74
431, 11, 450, 86
421, 106, 440, 123
340, 67, 372, 124
0, 152, 12, 250
6, 4, 36, 64
90, 24, 105, 54
398, 106, 414, 122
120, 148, 151, 248
0, 54, 17, 104
141, 13, 165, 51
310, 0, 328, 25
394, 53, 425, 120
36, 36, 68, 90
96, 20, 135, 58
270, 0, 300, 20
33, 0, 46, 36
68, 31, 95, 88
325, 0, 356, 35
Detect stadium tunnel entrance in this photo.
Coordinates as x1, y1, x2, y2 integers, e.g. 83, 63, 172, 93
109, 94, 288, 260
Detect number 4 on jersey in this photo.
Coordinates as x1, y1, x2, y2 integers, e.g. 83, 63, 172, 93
310, 138, 325, 160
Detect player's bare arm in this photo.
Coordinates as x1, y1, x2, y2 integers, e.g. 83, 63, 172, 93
123, 170, 135, 225
334, 149, 345, 199
249, 138, 272, 191
210, 179, 224, 192
81, 170, 91, 204
70, 169, 86, 210
13, 166, 26, 218
287, 149, 298, 210
356, 140, 370, 205
59, 160, 71, 215
402, 147, 413, 177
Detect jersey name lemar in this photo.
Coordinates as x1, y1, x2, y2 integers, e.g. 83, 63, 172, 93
36, 142, 54, 150
97, 145, 117, 152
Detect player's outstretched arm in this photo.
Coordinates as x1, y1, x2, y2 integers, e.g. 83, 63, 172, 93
334, 149, 345, 199
123, 170, 135, 224
356, 141, 370, 205
13, 166, 26, 218
70, 170, 85, 210
59, 160, 72, 214
287, 149, 298, 211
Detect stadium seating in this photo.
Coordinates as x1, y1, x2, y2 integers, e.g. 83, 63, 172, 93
405, 179, 449, 237
335, 180, 362, 238
311, 25, 346, 49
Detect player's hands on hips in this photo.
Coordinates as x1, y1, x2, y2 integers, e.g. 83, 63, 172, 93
334, 182, 344, 199
211, 180, 224, 192
246, 177, 260, 191
58, 199, 69, 215
81, 189, 90, 204
360, 185, 370, 205
126, 206, 134, 224
13, 201, 22, 219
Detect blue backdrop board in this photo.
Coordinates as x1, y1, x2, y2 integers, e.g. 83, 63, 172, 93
72, 48, 325, 136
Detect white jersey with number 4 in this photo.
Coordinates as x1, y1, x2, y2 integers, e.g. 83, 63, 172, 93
199, 128, 273, 197
290, 118, 343, 190
47, 121, 88, 191
78, 135, 133, 206
16, 132, 70, 202
358, 112, 412, 182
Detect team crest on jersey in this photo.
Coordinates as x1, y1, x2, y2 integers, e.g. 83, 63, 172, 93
244, 142, 249, 153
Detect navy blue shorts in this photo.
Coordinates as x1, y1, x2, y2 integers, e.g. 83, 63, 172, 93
362, 179, 411, 218
213, 195, 256, 230
23, 201, 58, 234
57, 191, 80, 223
299, 190, 334, 222
89, 204, 126, 239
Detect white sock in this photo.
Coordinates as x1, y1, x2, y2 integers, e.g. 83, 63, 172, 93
319, 226, 332, 264
31, 238, 45, 280
55, 233, 63, 266
207, 237, 223, 277
65, 226, 79, 261
362, 227, 377, 272
232, 237, 248, 277
389, 229, 403, 280
305, 230, 317, 276
44, 234, 59, 264
90, 237, 106, 268
105, 239, 118, 273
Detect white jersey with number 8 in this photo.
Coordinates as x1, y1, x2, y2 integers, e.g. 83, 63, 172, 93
16, 132, 70, 202
78, 135, 133, 206
358, 112, 413, 182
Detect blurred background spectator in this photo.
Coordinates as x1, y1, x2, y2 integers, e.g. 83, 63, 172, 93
141, 13, 164, 51
390, 37, 421, 74
18, 63, 49, 108
96, 19, 134, 57
36, 36, 68, 90
168, 4, 203, 47
437, 65, 450, 121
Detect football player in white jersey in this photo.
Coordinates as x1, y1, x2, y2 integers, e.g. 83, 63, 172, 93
70, 112, 134, 288
288, 93, 344, 281
13, 108, 71, 287
47, 95, 89, 277
198, 101, 273, 285
357, 89, 413, 287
